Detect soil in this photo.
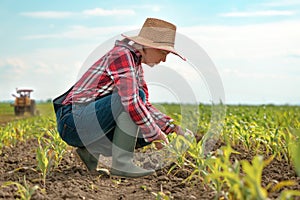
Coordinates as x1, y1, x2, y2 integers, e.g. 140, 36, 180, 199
0, 134, 299, 199
0, 114, 27, 127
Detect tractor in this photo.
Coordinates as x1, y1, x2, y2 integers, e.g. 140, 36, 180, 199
11, 89, 36, 116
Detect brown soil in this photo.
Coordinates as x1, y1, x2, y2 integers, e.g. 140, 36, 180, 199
0, 138, 299, 199
0, 114, 27, 127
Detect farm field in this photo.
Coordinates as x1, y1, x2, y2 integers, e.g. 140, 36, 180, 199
0, 102, 300, 200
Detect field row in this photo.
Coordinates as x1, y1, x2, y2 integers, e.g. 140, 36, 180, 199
0, 103, 300, 199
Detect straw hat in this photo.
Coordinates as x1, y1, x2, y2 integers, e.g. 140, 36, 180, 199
122, 18, 186, 61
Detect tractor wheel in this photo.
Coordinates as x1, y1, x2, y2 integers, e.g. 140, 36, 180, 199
30, 100, 36, 115
14, 106, 24, 116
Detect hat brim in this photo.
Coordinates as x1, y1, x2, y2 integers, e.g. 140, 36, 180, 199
122, 34, 186, 61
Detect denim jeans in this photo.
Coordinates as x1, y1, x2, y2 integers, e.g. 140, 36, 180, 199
56, 90, 150, 150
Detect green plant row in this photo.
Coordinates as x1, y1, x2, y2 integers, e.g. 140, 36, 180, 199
1, 103, 300, 199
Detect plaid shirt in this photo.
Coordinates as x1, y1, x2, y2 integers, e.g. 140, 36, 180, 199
62, 40, 175, 142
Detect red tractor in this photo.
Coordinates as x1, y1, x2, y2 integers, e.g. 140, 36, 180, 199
11, 89, 36, 116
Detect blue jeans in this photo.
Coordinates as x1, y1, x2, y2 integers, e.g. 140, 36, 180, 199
56, 90, 150, 149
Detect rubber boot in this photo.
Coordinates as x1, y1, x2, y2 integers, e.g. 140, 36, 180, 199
75, 147, 98, 171
110, 112, 155, 178
76, 138, 111, 176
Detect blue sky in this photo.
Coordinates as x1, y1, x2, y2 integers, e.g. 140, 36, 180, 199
1, 0, 300, 105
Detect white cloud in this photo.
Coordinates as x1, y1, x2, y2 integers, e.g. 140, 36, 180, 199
82, 8, 135, 16
288, 49, 300, 57
177, 20, 300, 104
221, 68, 289, 80
180, 20, 300, 60
0, 58, 28, 74
0, 43, 94, 100
20, 11, 73, 19
130, 4, 162, 12
261, 0, 300, 7
220, 10, 296, 17
220, 65, 300, 105
150, 5, 161, 12
22, 25, 138, 40
20, 8, 136, 19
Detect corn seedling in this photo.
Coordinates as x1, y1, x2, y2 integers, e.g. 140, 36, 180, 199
288, 128, 300, 176
278, 190, 300, 200
240, 155, 269, 200
2, 176, 39, 200
165, 133, 191, 172
36, 138, 55, 187
43, 128, 67, 168
205, 145, 241, 199
151, 184, 171, 200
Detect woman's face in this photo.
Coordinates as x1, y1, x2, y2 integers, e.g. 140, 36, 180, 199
141, 48, 170, 67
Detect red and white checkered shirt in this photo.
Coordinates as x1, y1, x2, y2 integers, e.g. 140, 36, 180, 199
62, 40, 175, 142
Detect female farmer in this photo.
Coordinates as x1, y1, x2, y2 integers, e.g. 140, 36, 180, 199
53, 18, 185, 178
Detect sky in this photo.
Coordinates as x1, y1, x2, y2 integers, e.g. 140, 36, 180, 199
0, 0, 300, 105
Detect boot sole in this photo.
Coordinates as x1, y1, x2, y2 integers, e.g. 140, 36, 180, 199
110, 169, 155, 179
110, 173, 154, 179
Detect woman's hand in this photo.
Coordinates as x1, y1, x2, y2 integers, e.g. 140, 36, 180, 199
154, 132, 169, 150
174, 125, 185, 136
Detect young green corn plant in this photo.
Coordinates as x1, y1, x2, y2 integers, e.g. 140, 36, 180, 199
2, 176, 39, 200
205, 147, 296, 200
0, 123, 18, 147
151, 191, 171, 200
35, 129, 67, 187
278, 190, 300, 200
205, 145, 241, 199
151, 184, 171, 200
0, 126, 8, 149
43, 129, 67, 168
240, 155, 269, 200
241, 155, 299, 200
182, 135, 213, 185
12, 118, 38, 142
287, 128, 300, 176
0, 115, 56, 149
164, 133, 192, 173
36, 138, 55, 187
282, 127, 298, 165
266, 127, 287, 161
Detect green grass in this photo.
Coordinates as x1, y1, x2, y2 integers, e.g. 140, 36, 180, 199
0, 102, 14, 115
0, 102, 54, 126
35, 102, 55, 116
0, 102, 20, 125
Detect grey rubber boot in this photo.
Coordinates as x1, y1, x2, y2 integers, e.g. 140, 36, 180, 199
111, 112, 155, 178
75, 147, 110, 176
75, 136, 112, 176
75, 147, 99, 171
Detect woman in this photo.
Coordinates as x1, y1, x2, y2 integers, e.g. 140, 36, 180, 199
53, 18, 186, 178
